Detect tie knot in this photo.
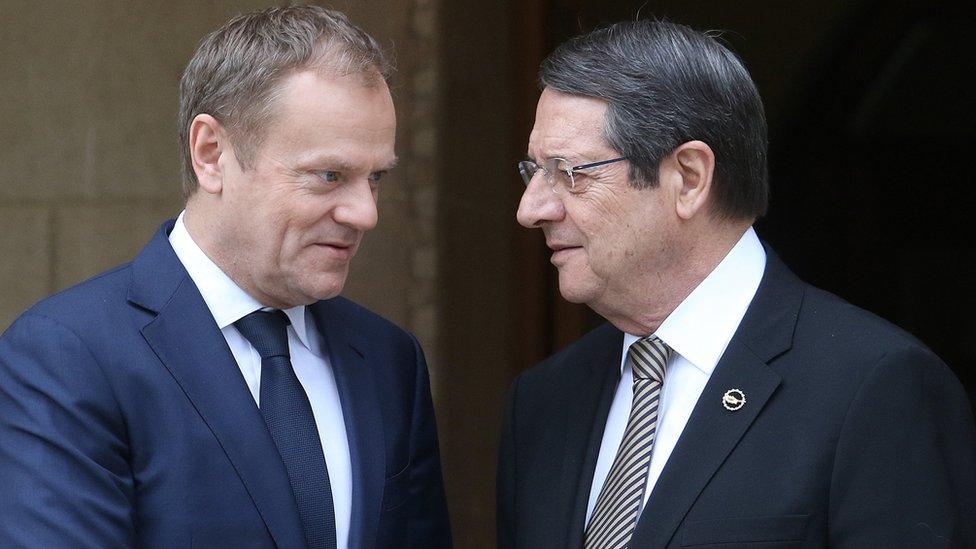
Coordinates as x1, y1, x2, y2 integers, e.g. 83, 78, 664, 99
234, 310, 291, 359
628, 336, 670, 382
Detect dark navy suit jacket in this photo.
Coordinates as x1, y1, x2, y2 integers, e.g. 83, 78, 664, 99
0, 221, 451, 548
498, 248, 976, 548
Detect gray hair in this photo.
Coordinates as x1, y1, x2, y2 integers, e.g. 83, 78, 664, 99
541, 20, 769, 220
178, 5, 391, 197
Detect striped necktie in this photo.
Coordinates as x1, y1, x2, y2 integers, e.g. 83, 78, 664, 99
584, 336, 672, 549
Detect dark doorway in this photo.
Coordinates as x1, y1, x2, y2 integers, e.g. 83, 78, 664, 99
760, 0, 976, 405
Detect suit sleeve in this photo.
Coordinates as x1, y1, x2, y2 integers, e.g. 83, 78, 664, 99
497, 375, 520, 549
828, 344, 976, 547
0, 313, 135, 548
405, 333, 452, 548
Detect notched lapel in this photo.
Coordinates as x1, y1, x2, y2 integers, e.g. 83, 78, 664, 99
631, 248, 803, 547
311, 301, 385, 549
133, 228, 307, 549
632, 340, 781, 547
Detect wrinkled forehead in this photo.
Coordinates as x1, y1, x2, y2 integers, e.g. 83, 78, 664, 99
529, 88, 610, 158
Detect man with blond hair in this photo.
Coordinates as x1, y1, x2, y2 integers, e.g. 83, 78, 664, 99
0, 6, 450, 548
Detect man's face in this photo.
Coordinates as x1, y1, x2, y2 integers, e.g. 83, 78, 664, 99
216, 70, 396, 308
517, 88, 677, 313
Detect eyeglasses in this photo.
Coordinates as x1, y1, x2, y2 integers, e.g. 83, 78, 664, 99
517, 156, 627, 194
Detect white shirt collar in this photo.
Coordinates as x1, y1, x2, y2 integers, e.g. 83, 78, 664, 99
168, 211, 315, 350
623, 226, 767, 376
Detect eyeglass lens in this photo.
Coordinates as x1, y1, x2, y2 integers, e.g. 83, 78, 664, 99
517, 159, 574, 189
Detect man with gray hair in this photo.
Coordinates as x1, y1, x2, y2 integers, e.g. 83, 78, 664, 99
0, 6, 450, 548
498, 20, 975, 548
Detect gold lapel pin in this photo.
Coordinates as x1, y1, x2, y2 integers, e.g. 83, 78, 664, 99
722, 388, 746, 411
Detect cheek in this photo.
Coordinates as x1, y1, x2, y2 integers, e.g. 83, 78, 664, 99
587, 222, 643, 276
277, 226, 310, 263
573, 191, 629, 239
273, 199, 324, 245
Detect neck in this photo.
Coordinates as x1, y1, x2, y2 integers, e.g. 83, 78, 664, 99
594, 221, 752, 336
182, 199, 223, 269
183, 199, 287, 309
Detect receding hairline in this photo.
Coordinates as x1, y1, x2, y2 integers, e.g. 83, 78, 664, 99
220, 53, 392, 164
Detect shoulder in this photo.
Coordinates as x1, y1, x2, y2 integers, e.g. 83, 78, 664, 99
4, 262, 137, 342
769, 278, 966, 416
813, 287, 958, 392
0, 264, 140, 404
754, 249, 933, 370
795, 284, 937, 367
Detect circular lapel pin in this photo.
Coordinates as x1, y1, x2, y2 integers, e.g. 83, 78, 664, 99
722, 389, 746, 411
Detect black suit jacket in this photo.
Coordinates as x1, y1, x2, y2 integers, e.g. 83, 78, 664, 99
0, 221, 452, 548
498, 249, 976, 548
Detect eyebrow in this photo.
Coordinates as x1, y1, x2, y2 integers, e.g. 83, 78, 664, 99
297, 153, 399, 173
526, 152, 591, 165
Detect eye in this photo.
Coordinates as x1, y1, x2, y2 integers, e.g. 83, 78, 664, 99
368, 171, 387, 183
316, 171, 340, 183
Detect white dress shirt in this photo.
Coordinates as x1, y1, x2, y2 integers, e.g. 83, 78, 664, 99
585, 227, 767, 525
169, 212, 352, 548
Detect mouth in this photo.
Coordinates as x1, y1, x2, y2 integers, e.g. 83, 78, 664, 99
313, 242, 356, 260
548, 243, 582, 264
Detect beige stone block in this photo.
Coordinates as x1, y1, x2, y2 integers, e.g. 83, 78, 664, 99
0, 1, 291, 203
74, 2, 270, 201
343, 199, 413, 326
1, 3, 161, 201
0, 206, 53, 332
54, 202, 179, 290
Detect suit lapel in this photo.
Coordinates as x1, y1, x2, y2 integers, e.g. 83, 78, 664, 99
630, 248, 803, 547
555, 325, 624, 549
630, 340, 781, 546
310, 301, 385, 549
130, 222, 307, 548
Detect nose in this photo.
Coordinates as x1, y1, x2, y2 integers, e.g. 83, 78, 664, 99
516, 171, 564, 228
334, 180, 379, 231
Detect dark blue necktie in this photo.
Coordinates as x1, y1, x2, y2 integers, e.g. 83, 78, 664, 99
234, 310, 337, 549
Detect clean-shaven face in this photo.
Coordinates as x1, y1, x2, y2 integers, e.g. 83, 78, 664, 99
517, 88, 677, 311
217, 70, 397, 308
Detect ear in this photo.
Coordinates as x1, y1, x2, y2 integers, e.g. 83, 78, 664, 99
189, 114, 226, 195
670, 140, 715, 220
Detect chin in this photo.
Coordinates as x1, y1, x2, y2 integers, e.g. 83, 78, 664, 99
556, 280, 594, 305
288, 273, 347, 304
309, 281, 346, 301
556, 269, 603, 305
